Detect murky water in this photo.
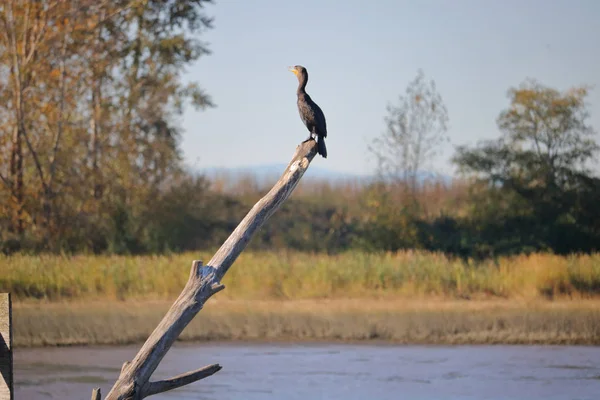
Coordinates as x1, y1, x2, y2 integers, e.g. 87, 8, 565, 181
14, 343, 600, 399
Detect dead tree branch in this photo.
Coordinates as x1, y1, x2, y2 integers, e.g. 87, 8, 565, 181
104, 139, 318, 399
145, 363, 222, 397
91, 388, 101, 400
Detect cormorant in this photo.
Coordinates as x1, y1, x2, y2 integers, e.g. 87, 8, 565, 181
288, 65, 327, 158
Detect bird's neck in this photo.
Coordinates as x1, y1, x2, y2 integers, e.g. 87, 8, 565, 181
296, 76, 307, 95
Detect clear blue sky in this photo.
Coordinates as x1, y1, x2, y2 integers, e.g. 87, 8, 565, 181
180, 0, 600, 176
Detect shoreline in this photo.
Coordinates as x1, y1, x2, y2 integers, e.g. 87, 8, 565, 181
13, 338, 600, 350
12, 298, 600, 348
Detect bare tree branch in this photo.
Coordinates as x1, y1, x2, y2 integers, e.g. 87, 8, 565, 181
19, 124, 49, 191
144, 364, 222, 397
369, 69, 449, 191
105, 140, 319, 399
91, 388, 101, 400
0, 171, 11, 189
48, 12, 70, 190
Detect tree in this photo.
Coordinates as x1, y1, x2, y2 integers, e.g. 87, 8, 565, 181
455, 79, 598, 188
369, 69, 449, 192
0, 0, 215, 253
453, 79, 600, 254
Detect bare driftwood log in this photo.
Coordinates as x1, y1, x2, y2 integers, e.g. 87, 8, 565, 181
104, 140, 318, 399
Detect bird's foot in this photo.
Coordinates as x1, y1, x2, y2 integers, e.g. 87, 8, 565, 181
301, 136, 315, 143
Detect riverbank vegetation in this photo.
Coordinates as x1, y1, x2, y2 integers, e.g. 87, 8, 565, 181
5, 251, 600, 347
3, 251, 600, 302
12, 298, 600, 347
2, 250, 599, 347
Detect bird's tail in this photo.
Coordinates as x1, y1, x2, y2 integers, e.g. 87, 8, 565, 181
317, 136, 327, 158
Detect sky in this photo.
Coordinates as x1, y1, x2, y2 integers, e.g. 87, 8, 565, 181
180, 0, 600, 177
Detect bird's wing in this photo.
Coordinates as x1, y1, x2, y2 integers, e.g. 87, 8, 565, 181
298, 100, 315, 128
309, 98, 327, 137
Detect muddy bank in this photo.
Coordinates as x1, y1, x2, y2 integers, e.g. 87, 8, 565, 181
12, 299, 600, 347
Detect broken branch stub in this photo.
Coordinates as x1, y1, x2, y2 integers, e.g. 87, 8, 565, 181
144, 363, 222, 397
104, 140, 318, 399
91, 388, 101, 400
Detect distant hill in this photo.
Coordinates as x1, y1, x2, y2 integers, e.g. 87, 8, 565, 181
196, 163, 366, 183
191, 163, 453, 186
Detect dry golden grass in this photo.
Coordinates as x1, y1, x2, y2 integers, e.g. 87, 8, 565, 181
2, 251, 600, 302
4, 251, 600, 347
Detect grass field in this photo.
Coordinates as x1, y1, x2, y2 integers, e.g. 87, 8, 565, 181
2, 250, 600, 301
3, 250, 600, 347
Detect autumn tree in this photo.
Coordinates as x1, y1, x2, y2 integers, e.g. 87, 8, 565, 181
454, 79, 600, 254
0, 0, 215, 253
369, 69, 449, 193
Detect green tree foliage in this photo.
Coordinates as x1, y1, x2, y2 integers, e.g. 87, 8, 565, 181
358, 182, 421, 251
453, 80, 600, 255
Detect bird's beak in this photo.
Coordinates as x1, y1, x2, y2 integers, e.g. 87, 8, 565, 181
288, 66, 298, 75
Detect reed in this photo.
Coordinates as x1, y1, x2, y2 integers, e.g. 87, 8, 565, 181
2, 251, 600, 301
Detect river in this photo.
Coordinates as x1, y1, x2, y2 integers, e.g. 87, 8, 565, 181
14, 343, 600, 399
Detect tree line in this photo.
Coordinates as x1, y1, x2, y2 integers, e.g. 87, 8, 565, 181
1, 1, 599, 257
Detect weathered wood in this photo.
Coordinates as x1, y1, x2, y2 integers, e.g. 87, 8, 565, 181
0, 293, 13, 400
91, 388, 101, 400
144, 363, 222, 397
105, 140, 318, 399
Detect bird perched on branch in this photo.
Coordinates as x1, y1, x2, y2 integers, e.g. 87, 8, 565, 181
288, 65, 328, 158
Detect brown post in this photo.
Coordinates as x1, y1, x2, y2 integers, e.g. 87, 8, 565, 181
0, 293, 13, 400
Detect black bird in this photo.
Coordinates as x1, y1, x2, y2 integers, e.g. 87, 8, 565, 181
289, 65, 327, 158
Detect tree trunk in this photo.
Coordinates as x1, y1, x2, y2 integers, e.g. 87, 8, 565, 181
9, 124, 23, 234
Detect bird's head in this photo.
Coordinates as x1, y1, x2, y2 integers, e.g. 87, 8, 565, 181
288, 65, 307, 78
